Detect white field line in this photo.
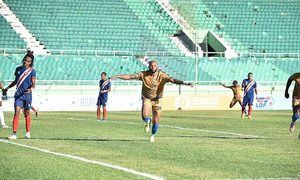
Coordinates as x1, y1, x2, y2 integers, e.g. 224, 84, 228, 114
66, 118, 262, 138
0, 139, 164, 180
108, 120, 261, 138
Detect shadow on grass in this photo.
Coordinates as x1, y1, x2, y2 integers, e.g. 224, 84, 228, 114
159, 135, 265, 140
0, 137, 145, 142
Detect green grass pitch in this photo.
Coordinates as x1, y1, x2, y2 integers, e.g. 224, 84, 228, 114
0, 110, 299, 179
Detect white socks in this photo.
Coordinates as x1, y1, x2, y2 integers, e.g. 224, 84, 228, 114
0, 107, 6, 126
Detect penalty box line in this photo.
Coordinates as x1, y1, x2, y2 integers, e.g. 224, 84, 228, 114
0, 139, 164, 180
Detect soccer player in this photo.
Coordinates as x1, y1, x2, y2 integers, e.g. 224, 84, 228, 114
0, 82, 9, 128
2, 50, 36, 139
96, 72, 111, 121
284, 72, 300, 132
220, 80, 243, 108
110, 60, 192, 142
241, 72, 258, 119
30, 106, 38, 117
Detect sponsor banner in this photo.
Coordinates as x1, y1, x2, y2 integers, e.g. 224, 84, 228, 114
1, 93, 292, 111
2, 94, 142, 111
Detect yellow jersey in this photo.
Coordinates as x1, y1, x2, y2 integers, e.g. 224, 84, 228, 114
135, 70, 170, 99
290, 73, 300, 99
230, 85, 243, 100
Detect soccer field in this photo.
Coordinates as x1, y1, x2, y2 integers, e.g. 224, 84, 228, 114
0, 110, 299, 179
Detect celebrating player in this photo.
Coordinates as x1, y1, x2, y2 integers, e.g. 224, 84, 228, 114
3, 50, 36, 139
96, 72, 111, 121
241, 72, 258, 119
0, 82, 9, 128
285, 72, 300, 132
220, 80, 243, 108
110, 60, 192, 142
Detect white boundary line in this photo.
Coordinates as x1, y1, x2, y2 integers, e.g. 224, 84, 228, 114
108, 120, 261, 138
0, 139, 164, 180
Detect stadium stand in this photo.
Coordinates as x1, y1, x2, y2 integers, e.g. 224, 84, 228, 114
170, 0, 300, 53
4, 0, 181, 54
0, 15, 26, 49
0, 0, 299, 83
0, 54, 146, 81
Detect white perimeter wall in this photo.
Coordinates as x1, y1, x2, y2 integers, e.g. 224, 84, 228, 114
1, 84, 294, 111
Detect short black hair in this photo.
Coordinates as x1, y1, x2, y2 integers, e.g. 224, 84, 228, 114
101, 72, 107, 76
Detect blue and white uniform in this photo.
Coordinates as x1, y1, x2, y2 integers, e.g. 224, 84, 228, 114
96, 80, 111, 107
13, 66, 36, 110
242, 79, 257, 106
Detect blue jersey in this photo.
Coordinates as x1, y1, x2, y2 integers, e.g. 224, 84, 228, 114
242, 79, 257, 98
98, 79, 111, 99
14, 66, 36, 99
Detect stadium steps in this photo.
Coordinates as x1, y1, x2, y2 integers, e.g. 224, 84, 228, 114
169, 0, 300, 53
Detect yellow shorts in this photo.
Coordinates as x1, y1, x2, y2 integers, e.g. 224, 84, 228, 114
230, 98, 242, 105
143, 98, 162, 110
293, 98, 300, 107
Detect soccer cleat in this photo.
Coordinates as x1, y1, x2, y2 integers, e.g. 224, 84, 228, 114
145, 121, 150, 133
8, 134, 17, 140
289, 122, 296, 132
35, 111, 38, 118
150, 135, 155, 142
241, 114, 245, 119
24, 132, 31, 139
97, 119, 101, 122
2, 125, 9, 129
102, 118, 107, 122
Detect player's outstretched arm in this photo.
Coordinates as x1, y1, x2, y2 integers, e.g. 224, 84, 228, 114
0, 82, 4, 91
169, 77, 193, 87
285, 74, 294, 98
110, 74, 137, 80
219, 82, 229, 88
3, 80, 17, 95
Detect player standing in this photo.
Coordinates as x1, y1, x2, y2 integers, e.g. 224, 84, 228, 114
220, 80, 243, 108
2, 50, 36, 139
241, 72, 257, 119
110, 60, 192, 142
284, 72, 300, 132
0, 82, 9, 128
96, 72, 111, 121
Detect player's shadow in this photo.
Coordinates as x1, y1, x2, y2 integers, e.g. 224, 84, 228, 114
160, 135, 264, 140
30, 137, 143, 142
0, 137, 143, 142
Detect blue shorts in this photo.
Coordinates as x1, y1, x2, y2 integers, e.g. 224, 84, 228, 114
14, 97, 32, 110
242, 95, 254, 106
96, 97, 107, 107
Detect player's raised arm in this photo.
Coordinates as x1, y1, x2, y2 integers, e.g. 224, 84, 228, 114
168, 77, 193, 87
110, 74, 138, 80
285, 74, 294, 98
220, 82, 230, 88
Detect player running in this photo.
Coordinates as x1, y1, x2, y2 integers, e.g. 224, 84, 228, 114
285, 72, 300, 132
96, 72, 111, 121
241, 72, 258, 119
220, 80, 243, 108
3, 50, 36, 139
0, 82, 9, 128
110, 60, 192, 142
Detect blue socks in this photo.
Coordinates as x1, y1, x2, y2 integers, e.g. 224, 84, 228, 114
152, 124, 159, 135
142, 116, 151, 123
292, 113, 299, 123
